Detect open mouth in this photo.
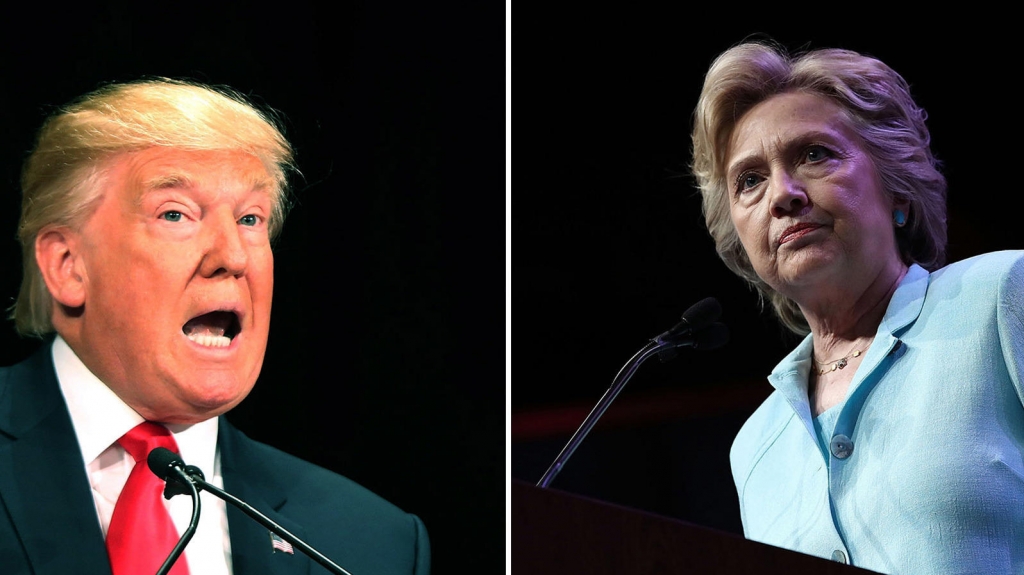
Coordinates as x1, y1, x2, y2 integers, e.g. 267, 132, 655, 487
182, 311, 241, 348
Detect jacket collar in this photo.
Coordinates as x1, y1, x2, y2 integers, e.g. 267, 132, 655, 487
218, 417, 311, 575
0, 340, 113, 574
0, 341, 312, 575
767, 264, 929, 436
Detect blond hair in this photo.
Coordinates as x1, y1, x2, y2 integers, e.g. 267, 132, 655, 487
12, 77, 297, 336
691, 41, 947, 335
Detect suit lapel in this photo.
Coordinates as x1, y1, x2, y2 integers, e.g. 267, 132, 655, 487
0, 343, 112, 575
219, 418, 310, 575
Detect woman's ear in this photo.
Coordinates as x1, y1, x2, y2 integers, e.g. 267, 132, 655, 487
892, 199, 911, 228
35, 225, 87, 308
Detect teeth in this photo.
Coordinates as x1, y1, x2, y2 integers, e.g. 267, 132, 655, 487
187, 333, 232, 348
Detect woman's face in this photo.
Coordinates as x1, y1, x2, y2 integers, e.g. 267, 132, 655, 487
725, 91, 905, 301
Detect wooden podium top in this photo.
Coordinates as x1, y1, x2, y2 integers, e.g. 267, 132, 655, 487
512, 479, 881, 575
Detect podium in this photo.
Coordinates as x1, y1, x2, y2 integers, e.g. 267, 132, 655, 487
513, 479, 881, 574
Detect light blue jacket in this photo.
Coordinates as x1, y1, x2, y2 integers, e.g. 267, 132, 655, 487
730, 250, 1024, 575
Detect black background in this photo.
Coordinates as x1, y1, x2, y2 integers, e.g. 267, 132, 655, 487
5, 5, 1024, 572
512, 12, 1022, 547
0, 2, 504, 574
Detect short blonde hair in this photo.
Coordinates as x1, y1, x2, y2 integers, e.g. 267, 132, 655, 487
12, 77, 297, 336
690, 41, 947, 335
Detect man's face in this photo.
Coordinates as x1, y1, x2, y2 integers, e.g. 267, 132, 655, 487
69, 147, 275, 423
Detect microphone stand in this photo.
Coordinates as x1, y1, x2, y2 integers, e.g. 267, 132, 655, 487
536, 322, 725, 489
157, 467, 201, 575
536, 339, 665, 488
183, 473, 353, 575
151, 448, 354, 575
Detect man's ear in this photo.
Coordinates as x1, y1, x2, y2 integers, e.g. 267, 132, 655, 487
35, 225, 87, 308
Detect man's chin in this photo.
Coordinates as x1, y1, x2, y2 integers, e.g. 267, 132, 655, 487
140, 379, 255, 424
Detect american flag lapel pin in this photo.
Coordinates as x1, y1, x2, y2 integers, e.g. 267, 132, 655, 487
270, 532, 295, 555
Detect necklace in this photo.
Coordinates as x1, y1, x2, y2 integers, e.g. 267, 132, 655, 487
813, 348, 864, 376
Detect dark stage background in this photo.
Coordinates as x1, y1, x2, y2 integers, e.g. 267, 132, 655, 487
513, 14, 1022, 547
0, 2, 504, 574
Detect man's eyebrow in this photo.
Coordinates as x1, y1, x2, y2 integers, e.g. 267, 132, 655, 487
136, 172, 276, 207
141, 174, 273, 192
142, 174, 195, 190
248, 177, 274, 192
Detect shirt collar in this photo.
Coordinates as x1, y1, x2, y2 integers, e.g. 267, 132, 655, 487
52, 335, 218, 471
770, 263, 929, 382
766, 263, 930, 422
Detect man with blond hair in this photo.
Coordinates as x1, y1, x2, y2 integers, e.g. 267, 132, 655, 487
0, 78, 430, 575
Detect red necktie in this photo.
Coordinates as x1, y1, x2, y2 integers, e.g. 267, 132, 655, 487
106, 422, 191, 575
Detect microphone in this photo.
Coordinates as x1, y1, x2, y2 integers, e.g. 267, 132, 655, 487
655, 298, 729, 362
536, 298, 729, 489
148, 446, 190, 485
146, 448, 201, 575
654, 296, 722, 344
148, 447, 354, 575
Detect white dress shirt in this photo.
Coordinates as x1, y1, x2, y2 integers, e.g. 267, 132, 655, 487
52, 335, 233, 575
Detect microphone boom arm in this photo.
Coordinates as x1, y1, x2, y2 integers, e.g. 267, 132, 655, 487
186, 474, 353, 575
535, 297, 728, 489
536, 338, 667, 489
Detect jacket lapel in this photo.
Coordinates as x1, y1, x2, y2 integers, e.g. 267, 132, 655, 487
0, 343, 112, 575
219, 418, 310, 575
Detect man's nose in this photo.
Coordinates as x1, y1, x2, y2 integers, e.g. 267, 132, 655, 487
200, 215, 248, 278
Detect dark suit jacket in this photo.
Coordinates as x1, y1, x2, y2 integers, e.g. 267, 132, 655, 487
0, 341, 430, 575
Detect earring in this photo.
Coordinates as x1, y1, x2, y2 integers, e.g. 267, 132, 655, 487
893, 209, 907, 227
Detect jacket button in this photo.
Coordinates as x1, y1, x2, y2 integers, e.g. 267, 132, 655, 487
830, 434, 853, 459
832, 549, 848, 564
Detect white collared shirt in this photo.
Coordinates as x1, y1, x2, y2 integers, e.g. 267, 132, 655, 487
52, 335, 233, 575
